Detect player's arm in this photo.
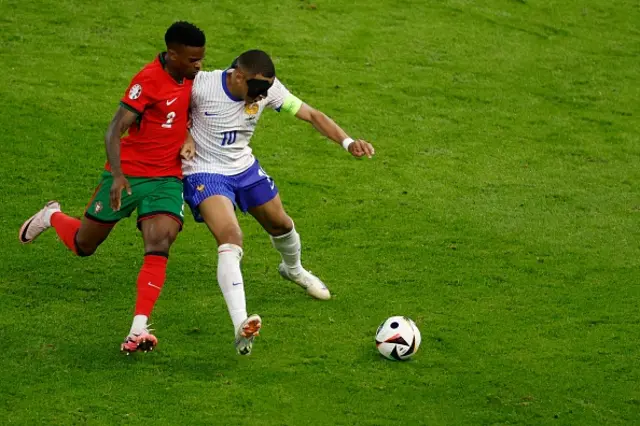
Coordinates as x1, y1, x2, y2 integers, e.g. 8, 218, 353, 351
181, 130, 196, 161
291, 99, 375, 159
268, 80, 374, 158
104, 106, 137, 211
180, 97, 196, 161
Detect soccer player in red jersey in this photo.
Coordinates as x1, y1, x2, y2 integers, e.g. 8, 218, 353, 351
18, 22, 206, 354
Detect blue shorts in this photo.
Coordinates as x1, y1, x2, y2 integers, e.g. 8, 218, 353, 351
183, 160, 279, 222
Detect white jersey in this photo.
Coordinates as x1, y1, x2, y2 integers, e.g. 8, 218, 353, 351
183, 69, 291, 176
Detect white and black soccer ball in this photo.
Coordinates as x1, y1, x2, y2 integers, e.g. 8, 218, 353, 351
375, 316, 421, 360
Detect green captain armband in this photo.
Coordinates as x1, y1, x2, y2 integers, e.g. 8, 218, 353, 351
280, 94, 303, 116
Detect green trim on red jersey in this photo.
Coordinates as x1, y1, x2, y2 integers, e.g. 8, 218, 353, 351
120, 101, 142, 115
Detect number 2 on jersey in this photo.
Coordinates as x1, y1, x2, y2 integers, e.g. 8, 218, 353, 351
162, 111, 176, 129
221, 131, 238, 146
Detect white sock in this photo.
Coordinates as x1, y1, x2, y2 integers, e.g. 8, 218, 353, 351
271, 226, 303, 275
217, 243, 247, 333
129, 314, 148, 336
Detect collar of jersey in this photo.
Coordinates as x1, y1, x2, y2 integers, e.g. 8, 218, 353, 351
222, 69, 243, 102
157, 52, 184, 84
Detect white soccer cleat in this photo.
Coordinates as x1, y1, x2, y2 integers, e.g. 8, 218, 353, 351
278, 263, 331, 300
235, 314, 262, 356
19, 201, 61, 244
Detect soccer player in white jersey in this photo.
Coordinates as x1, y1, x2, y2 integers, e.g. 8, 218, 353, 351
183, 50, 374, 355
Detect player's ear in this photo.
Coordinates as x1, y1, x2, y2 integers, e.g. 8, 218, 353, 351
234, 69, 245, 84
166, 48, 179, 62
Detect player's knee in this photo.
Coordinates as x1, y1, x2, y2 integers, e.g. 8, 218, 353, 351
216, 224, 243, 247
267, 215, 294, 237
74, 236, 98, 257
144, 239, 172, 254
143, 228, 178, 254
73, 230, 103, 256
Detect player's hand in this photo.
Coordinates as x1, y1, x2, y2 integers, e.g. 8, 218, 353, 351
110, 174, 132, 212
180, 140, 196, 161
348, 139, 375, 159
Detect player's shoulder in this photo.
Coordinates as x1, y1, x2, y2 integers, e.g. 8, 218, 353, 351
195, 69, 223, 83
193, 69, 225, 93
129, 56, 162, 85
139, 55, 163, 75
271, 77, 289, 93
266, 77, 289, 99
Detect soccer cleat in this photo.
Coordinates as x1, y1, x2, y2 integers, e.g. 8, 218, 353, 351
120, 331, 158, 355
235, 314, 262, 356
19, 201, 61, 244
278, 263, 331, 300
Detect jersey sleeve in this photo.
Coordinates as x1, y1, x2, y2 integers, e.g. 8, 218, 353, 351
120, 71, 155, 115
190, 71, 208, 109
266, 78, 294, 112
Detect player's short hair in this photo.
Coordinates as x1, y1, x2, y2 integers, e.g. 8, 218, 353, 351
165, 21, 206, 48
235, 50, 275, 78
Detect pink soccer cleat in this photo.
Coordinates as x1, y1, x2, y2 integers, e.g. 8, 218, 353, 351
120, 331, 158, 355
19, 201, 61, 244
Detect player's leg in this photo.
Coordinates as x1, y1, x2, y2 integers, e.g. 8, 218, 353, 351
120, 177, 184, 354
238, 163, 330, 300
199, 196, 262, 355
248, 195, 330, 300
19, 203, 114, 255
121, 215, 179, 353
65, 215, 115, 256
246, 193, 296, 264
19, 173, 124, 253
184, 173, 261, 355
120, 215, 181, 353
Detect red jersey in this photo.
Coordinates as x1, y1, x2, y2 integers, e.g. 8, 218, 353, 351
107, 53, 192, 178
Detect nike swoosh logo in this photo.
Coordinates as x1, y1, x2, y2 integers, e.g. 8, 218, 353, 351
232, 282, 243, 286
204, 112, 218, 116
166, 98, 178, 106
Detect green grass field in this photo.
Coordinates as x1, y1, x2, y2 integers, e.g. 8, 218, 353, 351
2, 0, 639, 424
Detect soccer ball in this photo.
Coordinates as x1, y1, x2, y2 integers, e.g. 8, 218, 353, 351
375, 316, 421, 360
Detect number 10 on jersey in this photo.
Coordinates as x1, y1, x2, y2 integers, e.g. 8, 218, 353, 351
221, 131, 238, 146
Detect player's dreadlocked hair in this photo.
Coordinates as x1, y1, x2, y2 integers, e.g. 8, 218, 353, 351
165, 21, 206, 48
234, 50, 276, 78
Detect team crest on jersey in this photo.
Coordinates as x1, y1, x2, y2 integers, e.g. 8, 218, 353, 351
244, 103, 259, 116
94, 201, 103, 214
197, 184, 205, 192
129, 84, 142, 100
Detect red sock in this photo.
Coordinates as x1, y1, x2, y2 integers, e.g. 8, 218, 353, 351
51, 212, 81, 255
134, 254, 168, 317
